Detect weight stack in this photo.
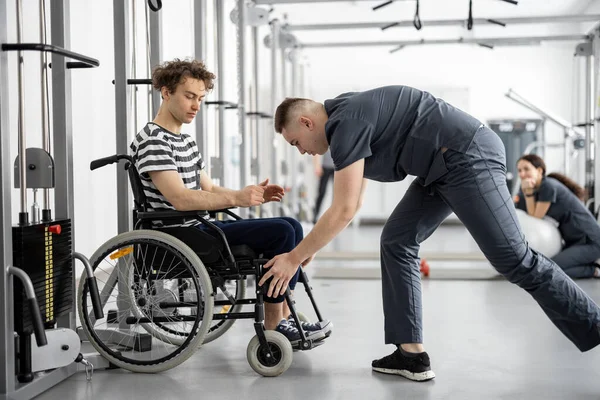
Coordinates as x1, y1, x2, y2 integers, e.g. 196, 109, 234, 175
12, 219, 73, 333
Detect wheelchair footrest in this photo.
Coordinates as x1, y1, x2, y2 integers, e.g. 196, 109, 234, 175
291, 337, 327, 351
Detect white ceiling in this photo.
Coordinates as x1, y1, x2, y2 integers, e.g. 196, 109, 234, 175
267, 0, 595, 21
260, 0, 599, 44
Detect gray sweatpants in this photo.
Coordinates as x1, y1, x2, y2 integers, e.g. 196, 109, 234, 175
552, 244, 600, 279
380, 126, 600, 352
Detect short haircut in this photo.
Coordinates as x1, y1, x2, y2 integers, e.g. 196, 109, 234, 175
274, 97, 312, 133
152, 58, 215, 95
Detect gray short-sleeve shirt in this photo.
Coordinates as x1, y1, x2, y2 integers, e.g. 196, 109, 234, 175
516, 177, 600, 246
324, 86, 482, 185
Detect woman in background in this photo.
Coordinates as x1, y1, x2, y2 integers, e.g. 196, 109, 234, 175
515, 154, 600, 279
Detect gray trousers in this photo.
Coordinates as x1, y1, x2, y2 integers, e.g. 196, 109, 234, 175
381, 127, 600, 352
552, 244, 600, 279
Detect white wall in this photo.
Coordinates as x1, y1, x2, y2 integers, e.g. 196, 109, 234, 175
302, 42, 586, 218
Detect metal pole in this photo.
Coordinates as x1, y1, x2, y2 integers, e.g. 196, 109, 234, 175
257, 0, 515, 3
252, 26, 260, 181
216, 0, 227, 186
40, 0, 51, 212
505, 89, 582, 135
280, 38, 290, 213
564, 128, 570, 175
585, 51, 595, 191
287, 14, 600, 31
270, 19, 280, 201
237, 0, 249, 192
301, 34, 589, 49
148, 1, 162, 116
114, 0, 132, 233
131, 0, 138, 132
194, 0, 208, 170
50, 0, 78, 335
16, 0, 27, 218
0, 0, 16, 392
593, 28, 600, 219
289, 49, 299, 215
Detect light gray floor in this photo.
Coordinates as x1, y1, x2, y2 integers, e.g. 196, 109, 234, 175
35, 223, 600, 400
37, 279, 600, 400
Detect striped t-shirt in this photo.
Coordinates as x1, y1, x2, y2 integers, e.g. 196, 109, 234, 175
130, 122, 205, 211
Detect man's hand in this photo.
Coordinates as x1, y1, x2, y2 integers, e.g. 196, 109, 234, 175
259, 253, 299, 297
236, 185, 266, 207
259, 178, 285, 203
521, 178, 536, 195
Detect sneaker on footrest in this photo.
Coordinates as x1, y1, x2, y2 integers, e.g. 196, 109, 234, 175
287, 317, 333, 338
275, 319, 325, 346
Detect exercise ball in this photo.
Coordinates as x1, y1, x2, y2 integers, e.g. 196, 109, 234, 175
515, 209, 563, 258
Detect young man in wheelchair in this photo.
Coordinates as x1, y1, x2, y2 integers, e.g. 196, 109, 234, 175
129, 58, 332, 346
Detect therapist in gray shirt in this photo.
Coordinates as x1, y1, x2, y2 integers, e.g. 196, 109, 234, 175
259, 86, 600, 382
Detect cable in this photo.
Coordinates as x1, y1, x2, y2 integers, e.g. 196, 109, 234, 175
413, 0, 422, 30
147, 0, 161, 12
373, 1, 393, 11
467, 0, 473, 30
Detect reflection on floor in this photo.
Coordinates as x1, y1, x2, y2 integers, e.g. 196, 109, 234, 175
313, 222, 498, 279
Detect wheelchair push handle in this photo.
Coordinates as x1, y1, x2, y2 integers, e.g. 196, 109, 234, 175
90, 154, 133, 171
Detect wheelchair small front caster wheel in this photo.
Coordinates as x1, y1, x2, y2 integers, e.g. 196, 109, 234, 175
246, 331, 293, 377
301, 340, 312, 350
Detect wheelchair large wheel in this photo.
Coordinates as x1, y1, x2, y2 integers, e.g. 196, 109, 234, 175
128, 272, 246, 346
203, 278, 246, 344
246, 331, 293, 377
78, 230, 214, 373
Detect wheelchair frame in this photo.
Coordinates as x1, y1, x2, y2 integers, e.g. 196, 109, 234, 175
78, 154, 328, 376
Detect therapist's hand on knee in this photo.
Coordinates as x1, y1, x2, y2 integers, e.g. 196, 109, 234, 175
260, 253, 300, 297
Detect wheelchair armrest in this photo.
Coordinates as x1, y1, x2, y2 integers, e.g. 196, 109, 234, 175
209, 208, 242, 221
136, 210, 209, 221
195, 218, 236, 264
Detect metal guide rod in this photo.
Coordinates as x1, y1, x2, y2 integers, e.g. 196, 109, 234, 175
16, 0, 27, 216
288, 15, 600, 31
301, 34, 589, 48
252, 26, 261, 180
40, 0, 51, 211
194, 0, 207, 165
505, 89, 581, 134
270, 19, 280, 190
237, 0, 249, 190
216, 0, 227, 185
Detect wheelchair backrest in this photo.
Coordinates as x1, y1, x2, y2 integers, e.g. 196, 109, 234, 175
124, 160, 226, 265
125, 162, 148, 212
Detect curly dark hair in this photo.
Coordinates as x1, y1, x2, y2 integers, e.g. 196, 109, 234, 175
518, 154, 587, 201
152, 58, 215, 95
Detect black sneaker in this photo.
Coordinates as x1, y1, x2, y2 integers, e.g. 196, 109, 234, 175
371, 348, 435, 381
275, 319, 325, 346
288, 317, 334, 338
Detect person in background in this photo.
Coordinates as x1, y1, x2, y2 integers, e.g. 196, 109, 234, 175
515, 154, 600, 279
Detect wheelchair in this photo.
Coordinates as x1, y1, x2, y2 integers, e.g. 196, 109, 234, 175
77, 154, 330, 377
